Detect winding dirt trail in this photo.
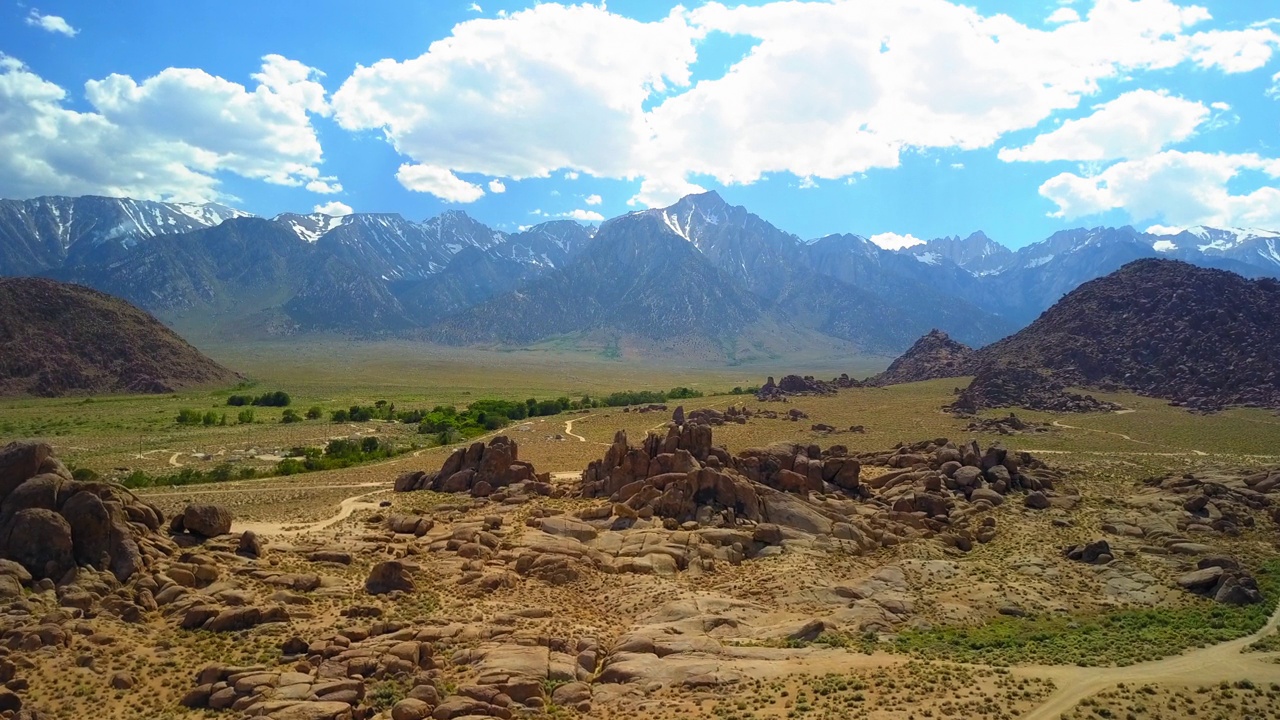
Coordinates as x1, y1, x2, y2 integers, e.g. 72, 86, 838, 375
1015, 603, 1280, 719
563, 415, 592, 442
168, 451, 184, 467
232, 487, 391, 536
1050, 419, 1148, 444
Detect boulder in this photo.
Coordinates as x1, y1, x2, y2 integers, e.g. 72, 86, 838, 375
366, 561, 414, 595
180, 504, 233, 538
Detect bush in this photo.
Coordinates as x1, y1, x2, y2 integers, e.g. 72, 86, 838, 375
281, 409, 302, 424
668, 386, 703, 399
251, 390, 291, 407
330, 409, 349, 422
176, 408, 203, 425
202, 411, 218, 426
237, 409, 255, 424
306, 406, 323, 420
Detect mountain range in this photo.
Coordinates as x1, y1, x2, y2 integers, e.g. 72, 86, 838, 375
2, 193, 1277, 360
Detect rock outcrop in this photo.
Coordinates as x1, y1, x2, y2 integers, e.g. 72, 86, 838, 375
948, 365, 1123, 414
393, 436, 550, 498
971, 259, 1280, 412
868, 329, 977, 386
0, 441, 171, 582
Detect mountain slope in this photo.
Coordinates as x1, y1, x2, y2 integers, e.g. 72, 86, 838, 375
868, 329, 977, 386
426, 211, 768, 347
0, 277, 238, 396
973, 259, 1280, 410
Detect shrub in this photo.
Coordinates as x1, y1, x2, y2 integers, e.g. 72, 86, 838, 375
176, 408, 203, 425
280, 409, 302, 424
305, 406, 323, 420
251, 390, 291, 407
237, 409, 255, 424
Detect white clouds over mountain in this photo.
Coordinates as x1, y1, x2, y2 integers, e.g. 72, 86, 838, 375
330, 0, 1280, 208
999, 90, 1210, 162
1038, 151, 1280, 228
0, 54, 338, 203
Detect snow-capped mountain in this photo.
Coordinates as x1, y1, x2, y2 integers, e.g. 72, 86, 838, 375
906, 231, 1013, 274
273, 212, 352, 243
0, 195, 250, 275
1151, 226, 1280, 271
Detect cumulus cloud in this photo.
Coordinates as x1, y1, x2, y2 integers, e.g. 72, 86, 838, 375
329, 0, 1280, 206
1047, 8, 1080, 24
584, 193, 602, 205
26, 9, 77, 37
332, 3, 698, 201
1151, 238, 1179, 251
314, 201, 353, 216
1038, 150, 1280, 228
0, 53, 336, 203
395, 164, 485, 203
563, 209, 604, 221
488, 178, 506, 193
999, 89, 1209, 162
868, 232, 925, 250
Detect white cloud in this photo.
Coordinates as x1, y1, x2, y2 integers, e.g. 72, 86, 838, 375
396, 164, 485, 202
0, 54, 336, 203
563, 209, 604, 221
1270, 71, 1280, 99
314, 201, 353, 216
1186, 27, 1280, 73
468, 3, 482, 12
1039, 150, 1280, 228
1210, 101, 1231, 111
330, 0, 1280, 207
950, 162, 965, 169
1146, 224, 1185, 235
332, 4, 698, 203
563, 171, 580, 180
1151, 238, 1179, 251
1046, 8, 1080, 24
488, 178, 506, 193
306, 178, 343, 193
26, 9, 77, 37
999, 89, 1209, 162
868, 231, 925, 250
584, 193, 602, 205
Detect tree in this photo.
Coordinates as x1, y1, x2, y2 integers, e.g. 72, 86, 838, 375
281, 409, 302, 424
306, 406, 323, 420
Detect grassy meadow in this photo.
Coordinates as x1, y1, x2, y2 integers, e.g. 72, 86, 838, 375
2, 338, 1278, 487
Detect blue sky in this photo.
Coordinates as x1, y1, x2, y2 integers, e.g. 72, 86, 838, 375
2, 1, 1279, 248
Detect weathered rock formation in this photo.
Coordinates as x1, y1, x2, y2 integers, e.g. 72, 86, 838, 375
868, 329, 977, 386
948, 365, 1123, 414
755, 374, 846, 401
0, 441, 171, 582
393, 436, 550, 498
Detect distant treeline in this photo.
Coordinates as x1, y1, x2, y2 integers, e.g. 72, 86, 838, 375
226, 390, 291, 407
180, 385, 718, 440
119, 437, 401, 489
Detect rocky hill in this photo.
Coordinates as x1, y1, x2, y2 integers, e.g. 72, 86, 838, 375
868, 329, 977, 386
971, 259, 1280, 411
0, 277, 238, 396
